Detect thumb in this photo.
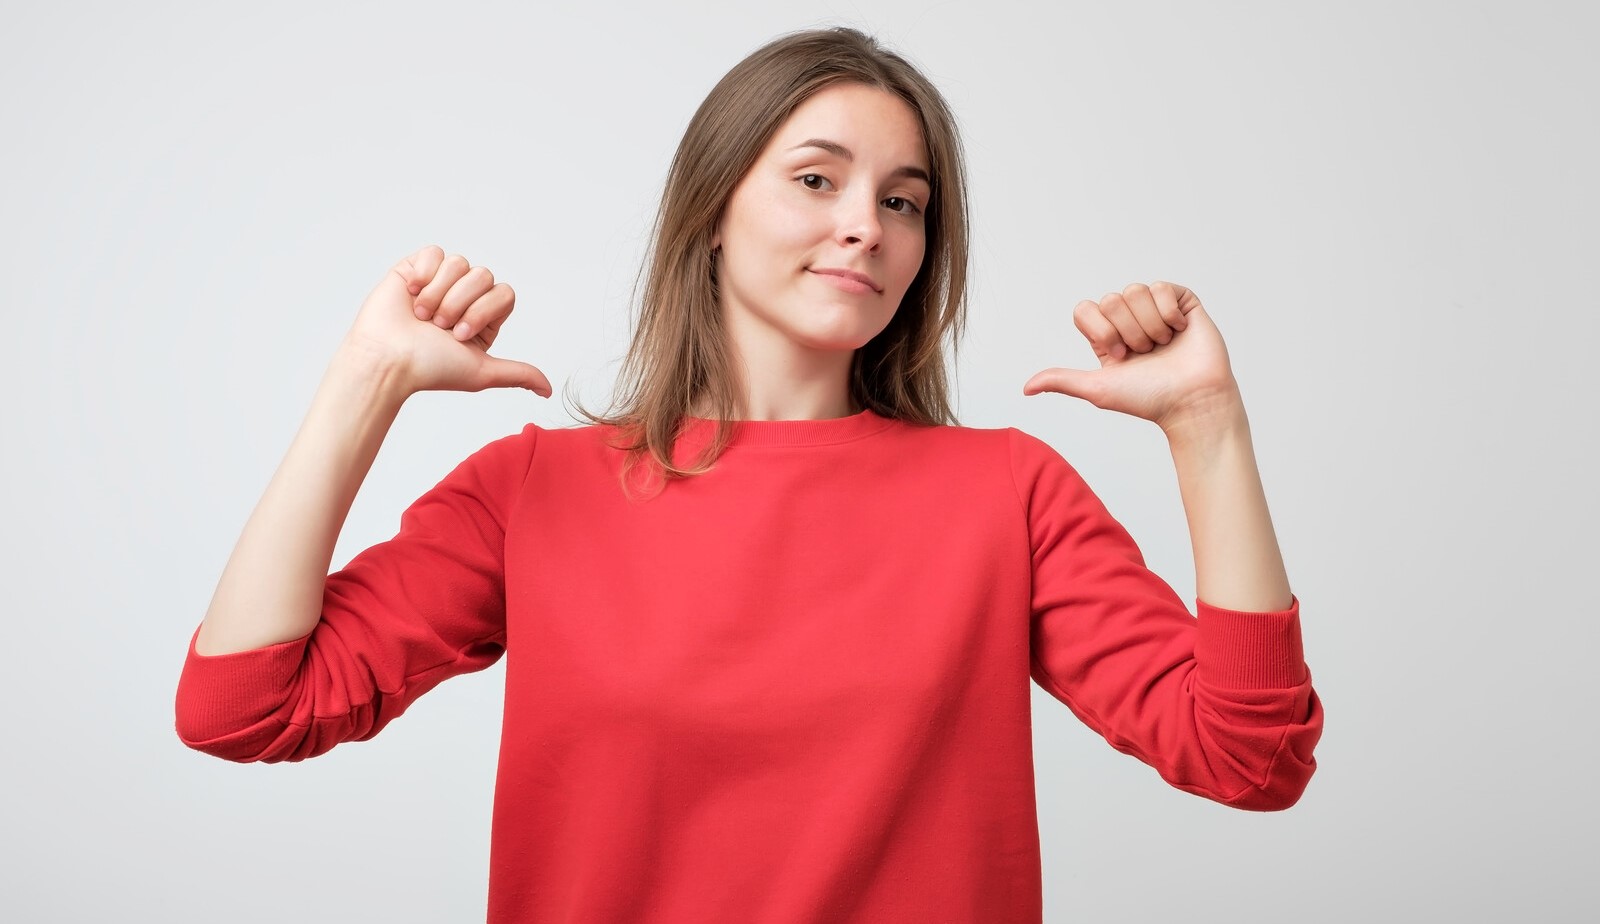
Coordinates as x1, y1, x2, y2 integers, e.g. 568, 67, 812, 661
476, 356, 553, 397
1022, 366, 1100, 402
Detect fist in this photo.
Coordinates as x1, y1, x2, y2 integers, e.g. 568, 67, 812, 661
1074, 280, 1195, 362
1023, 281, 1240, 431
343, 245, 551, 397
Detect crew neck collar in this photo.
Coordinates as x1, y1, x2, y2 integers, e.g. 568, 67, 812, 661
679, 407, 895, 448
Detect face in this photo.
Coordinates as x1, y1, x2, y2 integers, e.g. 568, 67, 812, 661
711, 82, 931, 362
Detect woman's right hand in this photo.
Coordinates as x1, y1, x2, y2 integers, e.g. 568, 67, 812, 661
340, 244, 553, 398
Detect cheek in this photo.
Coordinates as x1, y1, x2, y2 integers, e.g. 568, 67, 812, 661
742, 181, 805, 229
893, 233, 928, 291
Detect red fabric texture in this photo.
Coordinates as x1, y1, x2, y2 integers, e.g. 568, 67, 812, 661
176, 408, 1322, 922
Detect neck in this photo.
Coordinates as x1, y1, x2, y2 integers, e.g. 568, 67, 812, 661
707, 317, 859, 422
736, 361, 857, 418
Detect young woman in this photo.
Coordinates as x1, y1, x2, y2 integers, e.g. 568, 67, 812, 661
176, 27, 1323, 923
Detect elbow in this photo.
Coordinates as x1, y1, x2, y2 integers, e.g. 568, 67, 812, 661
1195, 683, 1324, 812
173, 681, 341, 764
175, 712, 343, 763
176, 716, 292, 757
175, 708, 303, 763
1210, 710, 1323, 812
1167, 752, 1317, 812
174, 688, 370, 763
173, 625, 337, 762
1217, 756, 1318, 811
173, 671, 297, 763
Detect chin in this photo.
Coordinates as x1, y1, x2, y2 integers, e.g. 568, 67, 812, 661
794, 310, 893, 350
791, 320, 885, 353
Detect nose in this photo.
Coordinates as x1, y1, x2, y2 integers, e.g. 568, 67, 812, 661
835, 192, 883, 254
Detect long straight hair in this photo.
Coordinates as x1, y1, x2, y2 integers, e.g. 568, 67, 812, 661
571, 27, 970, 495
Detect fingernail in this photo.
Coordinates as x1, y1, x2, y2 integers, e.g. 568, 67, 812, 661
414, 304, 429, 320
435, 314, 451, 328
453, 321, 471, 339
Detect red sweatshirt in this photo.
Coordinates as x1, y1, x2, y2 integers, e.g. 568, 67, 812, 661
175, 408, 1322, 922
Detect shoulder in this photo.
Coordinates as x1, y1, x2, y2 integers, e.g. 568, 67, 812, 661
926, 421, 1091, 509
493, 418, 639, 475
1002, 425, 1074, 472
882, 419, 1086, 504
518, 418, 607, 444
493, 417, 631, 448
434, 420, 629, 509
894, 418, 1074, 473
471, 418, 606, 464
887, 416, 1013, 453
436, 422, 545, 493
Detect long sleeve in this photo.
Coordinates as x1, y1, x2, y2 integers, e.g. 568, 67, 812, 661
1009, 427, 1322, 811
174, 423, 541, 763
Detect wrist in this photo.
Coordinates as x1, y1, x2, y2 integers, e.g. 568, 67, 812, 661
328, 336, 413, 411
1160, 386, 1249, 450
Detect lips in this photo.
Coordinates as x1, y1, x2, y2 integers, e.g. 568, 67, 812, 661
808, 267, 882, 293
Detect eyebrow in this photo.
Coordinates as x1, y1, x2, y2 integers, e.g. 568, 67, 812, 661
786, 138, 931, 185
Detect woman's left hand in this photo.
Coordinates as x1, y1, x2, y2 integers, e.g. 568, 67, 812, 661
1021, 281, 1242, 433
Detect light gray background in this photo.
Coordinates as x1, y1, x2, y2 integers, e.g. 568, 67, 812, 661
3, 0, 1594, 921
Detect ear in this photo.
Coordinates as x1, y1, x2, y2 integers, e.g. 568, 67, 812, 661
709, 210, 726, 252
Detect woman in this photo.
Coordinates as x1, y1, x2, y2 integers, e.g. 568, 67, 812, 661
176, 26, 1323, 923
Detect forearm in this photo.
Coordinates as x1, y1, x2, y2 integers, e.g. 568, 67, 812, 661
194, 340, 410, 655
1163, 393, 1292, 613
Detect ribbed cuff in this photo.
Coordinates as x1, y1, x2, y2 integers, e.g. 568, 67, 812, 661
1193, 594, 1306, 689
175, 624, 310, 743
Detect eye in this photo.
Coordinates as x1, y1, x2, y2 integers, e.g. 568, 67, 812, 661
799, 174, 831, 190
884, 196, 923, 216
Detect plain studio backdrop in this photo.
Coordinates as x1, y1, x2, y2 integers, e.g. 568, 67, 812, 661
2, 1, 1593, 921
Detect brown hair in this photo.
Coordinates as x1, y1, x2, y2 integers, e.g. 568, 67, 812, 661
570, 26, 970, 495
